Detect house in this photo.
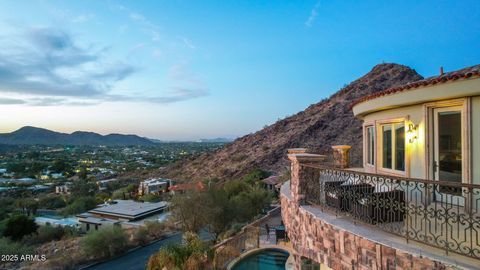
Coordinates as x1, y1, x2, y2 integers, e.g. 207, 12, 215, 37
168, 181, 206, 195
261, 175, 282, 192
77, 200, 169, 232
281, 65, 480, 269
96, 178, 121, 191
138, 178, 172, 196
55, 182, 72, 195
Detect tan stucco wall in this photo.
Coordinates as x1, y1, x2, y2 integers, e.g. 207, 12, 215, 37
363, 104, 425, 179
472, 96, 480, 185
361, 97, 480, 183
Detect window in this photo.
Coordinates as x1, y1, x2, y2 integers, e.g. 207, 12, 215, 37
381, 122, 405, 171
366, 126, 375, 166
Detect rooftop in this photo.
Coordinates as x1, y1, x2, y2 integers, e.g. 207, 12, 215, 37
262, 175, 281, 185
351, 64, 480, 108
169, 181, 206, 192
88, 200, 169, 220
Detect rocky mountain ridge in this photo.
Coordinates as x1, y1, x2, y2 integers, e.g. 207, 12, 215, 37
163, 63, 424, 181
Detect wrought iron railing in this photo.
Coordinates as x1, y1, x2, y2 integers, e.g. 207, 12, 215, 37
299, 164, 480, 259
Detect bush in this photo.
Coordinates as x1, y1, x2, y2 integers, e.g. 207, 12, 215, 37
242, 168, 270, 185
3, 215, 38, 241
133, 227, 149, 246
147, 233, 208, 270
81, 226, 128, 259
141, 193, 161, 202
0, 237, 33, 256
145, 221, 165, 238
22, 225, 78, 245
59, 196, 97, 216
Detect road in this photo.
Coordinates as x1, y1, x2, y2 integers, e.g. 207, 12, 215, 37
83, 230, 212, 270
83, 233, 182, 270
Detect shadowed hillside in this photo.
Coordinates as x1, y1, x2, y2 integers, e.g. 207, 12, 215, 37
0, 126, 154, 146
163, 63, 423, 181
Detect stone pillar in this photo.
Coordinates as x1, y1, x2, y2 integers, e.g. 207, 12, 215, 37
288, 150, 326, 205
332, 145, 351, 169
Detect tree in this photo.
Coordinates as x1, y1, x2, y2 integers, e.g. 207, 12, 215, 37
141, 193, 161, 202
70, 179, 96, 197
38, 194, 66, 209
231, 188, 272, 222
171, 192, 210, 233
242, 168, 271, 185
81, 226, 128, 259
15, 198, 39, 216
204, 189, 235, 241
3, 215, 38, 241
60, 196, 97, 216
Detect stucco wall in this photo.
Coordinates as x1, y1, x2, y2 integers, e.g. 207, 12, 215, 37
472, 96, 480, 185
363, 104, 425, 179
361, 96, 480, 184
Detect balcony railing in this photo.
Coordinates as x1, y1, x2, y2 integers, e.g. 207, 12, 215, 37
299, 164, 480, 259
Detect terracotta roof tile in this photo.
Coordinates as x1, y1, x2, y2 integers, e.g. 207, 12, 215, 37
351, 64, 480, 109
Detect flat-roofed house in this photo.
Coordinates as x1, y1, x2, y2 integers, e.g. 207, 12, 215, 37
77, 200, 169, 232
138, 178, 171, 196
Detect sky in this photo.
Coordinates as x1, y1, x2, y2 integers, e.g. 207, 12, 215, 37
0, 0, 479, 140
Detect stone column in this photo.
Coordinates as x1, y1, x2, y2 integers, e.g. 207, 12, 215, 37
288, 151, 326, 205
331, 145, 351, 169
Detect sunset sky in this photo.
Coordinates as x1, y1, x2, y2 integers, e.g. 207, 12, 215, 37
0, 0, 479, 140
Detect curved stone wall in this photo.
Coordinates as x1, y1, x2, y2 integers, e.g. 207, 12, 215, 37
280, 182, 460, 270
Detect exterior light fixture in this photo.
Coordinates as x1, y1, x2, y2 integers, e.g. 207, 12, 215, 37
407, 123, 417, 143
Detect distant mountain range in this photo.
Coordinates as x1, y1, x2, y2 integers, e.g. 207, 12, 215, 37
0, 126, 155, 146
149, 138, 234, 143
197, 138, 233, 143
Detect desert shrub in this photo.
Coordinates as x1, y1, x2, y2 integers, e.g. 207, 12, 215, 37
0, 237, 33, 255
147, 233, 208, 270
22, 225, 78, 245
145, 221, 165, 238
3, 214, 38, 241
133, 226, 149, 246
81, 225, 128, 259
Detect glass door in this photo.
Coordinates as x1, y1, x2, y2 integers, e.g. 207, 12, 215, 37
433, 107, 464, 205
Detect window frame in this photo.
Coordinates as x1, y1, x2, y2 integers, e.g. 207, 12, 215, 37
376, 117, 409, 177
363, 122, 376, 170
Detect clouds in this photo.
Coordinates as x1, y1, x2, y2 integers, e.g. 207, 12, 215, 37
305, 1, 321, 27
0, 26, 136, 98
0, 98, 26, 105
0, 23, 208, 106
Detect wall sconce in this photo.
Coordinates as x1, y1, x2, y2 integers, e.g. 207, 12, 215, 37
407, 123, 417, 143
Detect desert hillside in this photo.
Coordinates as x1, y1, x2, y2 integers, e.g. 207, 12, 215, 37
163, 63, 423, 181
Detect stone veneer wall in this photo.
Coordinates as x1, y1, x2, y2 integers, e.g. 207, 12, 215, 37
281, 151, 462, 270
281, 191, 459, 270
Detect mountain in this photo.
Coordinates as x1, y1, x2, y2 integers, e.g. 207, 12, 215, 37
0, 126, 155, 146
162, 63, 423, 181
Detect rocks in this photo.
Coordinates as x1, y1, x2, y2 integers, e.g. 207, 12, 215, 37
163, 63, 423, 182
